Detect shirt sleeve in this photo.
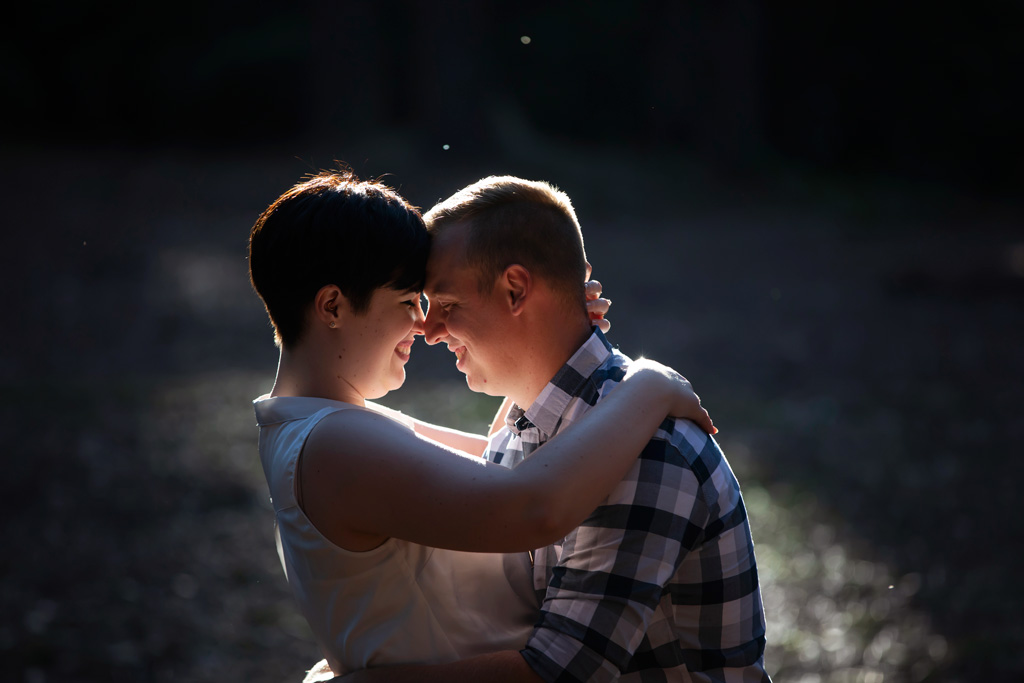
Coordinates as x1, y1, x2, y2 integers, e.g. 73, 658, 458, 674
521, 437, 708, 683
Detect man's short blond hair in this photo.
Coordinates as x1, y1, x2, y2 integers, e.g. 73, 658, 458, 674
424, 176, 588, 313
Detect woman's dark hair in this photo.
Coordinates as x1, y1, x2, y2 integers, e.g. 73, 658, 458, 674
248, 169, 429, 348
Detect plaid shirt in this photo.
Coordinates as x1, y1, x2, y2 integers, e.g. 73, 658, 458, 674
487, 330, 770, 682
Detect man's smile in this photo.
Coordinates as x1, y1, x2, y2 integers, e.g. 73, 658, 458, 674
448, 345, 467, 368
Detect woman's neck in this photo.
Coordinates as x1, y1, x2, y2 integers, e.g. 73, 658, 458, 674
270, 346, 365, 406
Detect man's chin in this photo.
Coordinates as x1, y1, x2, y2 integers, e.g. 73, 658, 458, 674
464, 373, 500, 397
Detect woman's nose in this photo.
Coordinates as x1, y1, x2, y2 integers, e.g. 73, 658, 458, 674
411, 299, 426, 335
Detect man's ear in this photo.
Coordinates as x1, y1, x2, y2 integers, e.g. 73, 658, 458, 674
312, 284, 346, 327
585, 261, 593, 281
501, 265, 532, 316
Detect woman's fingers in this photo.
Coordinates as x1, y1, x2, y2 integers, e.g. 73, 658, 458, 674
586, 296, 611, 333
586, 297, 611, 316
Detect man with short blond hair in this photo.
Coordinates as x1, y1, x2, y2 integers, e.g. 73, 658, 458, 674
346, 175, 771, 682
424, 175, 590, 313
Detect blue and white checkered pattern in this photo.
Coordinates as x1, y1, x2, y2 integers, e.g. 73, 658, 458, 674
487, 330, 771, 682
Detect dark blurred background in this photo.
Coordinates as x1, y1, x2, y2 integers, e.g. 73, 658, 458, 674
2, 2, 1021, 682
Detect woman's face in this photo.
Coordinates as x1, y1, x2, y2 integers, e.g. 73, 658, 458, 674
336, 286, 425, 400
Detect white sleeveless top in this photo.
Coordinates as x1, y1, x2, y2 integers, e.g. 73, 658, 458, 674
253, 395, 538, 675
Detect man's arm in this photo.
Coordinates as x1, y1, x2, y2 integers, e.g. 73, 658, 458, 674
411, 419, 490, 456
337, 650, 543, 683
364, 400, 491, 456
488, 396, 516, 437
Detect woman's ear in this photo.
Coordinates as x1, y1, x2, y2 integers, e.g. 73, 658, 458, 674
313, 284, 346, 328
502, 264, 532, 315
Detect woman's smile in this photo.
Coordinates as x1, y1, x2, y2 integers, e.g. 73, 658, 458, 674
395, 340, 414, 362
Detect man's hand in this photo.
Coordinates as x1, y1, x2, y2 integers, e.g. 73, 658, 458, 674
333, 651, 542, 682
302, 659, 334, 683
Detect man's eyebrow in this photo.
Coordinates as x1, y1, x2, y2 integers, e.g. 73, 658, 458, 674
424, 279, 450, 298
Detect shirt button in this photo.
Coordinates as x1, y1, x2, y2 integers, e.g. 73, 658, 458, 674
515, 416, 534, 431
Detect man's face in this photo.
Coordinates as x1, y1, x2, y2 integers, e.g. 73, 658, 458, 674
423, 223, 519, 396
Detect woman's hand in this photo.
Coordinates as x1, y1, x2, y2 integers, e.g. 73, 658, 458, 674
624, 358, 717, 435
585, 279, 612, 333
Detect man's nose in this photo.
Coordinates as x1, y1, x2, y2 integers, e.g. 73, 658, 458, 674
423, 305, 446, 345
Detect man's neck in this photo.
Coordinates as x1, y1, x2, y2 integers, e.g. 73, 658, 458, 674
512, 315, 594, 410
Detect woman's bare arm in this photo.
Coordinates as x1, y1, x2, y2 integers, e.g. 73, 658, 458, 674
301, 359, 709, 553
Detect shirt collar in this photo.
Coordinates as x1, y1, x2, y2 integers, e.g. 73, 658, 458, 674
253, 394, 351, 425
505, 328, 613, 438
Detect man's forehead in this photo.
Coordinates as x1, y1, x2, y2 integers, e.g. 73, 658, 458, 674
425, 226, 472, 295
423, 270, 448, 297
425, 265, 468, 297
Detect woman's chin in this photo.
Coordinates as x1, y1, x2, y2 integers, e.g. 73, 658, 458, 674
367, 370, 406, 400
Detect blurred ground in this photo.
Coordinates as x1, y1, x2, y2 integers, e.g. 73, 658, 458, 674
1, 143, 1021, 682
